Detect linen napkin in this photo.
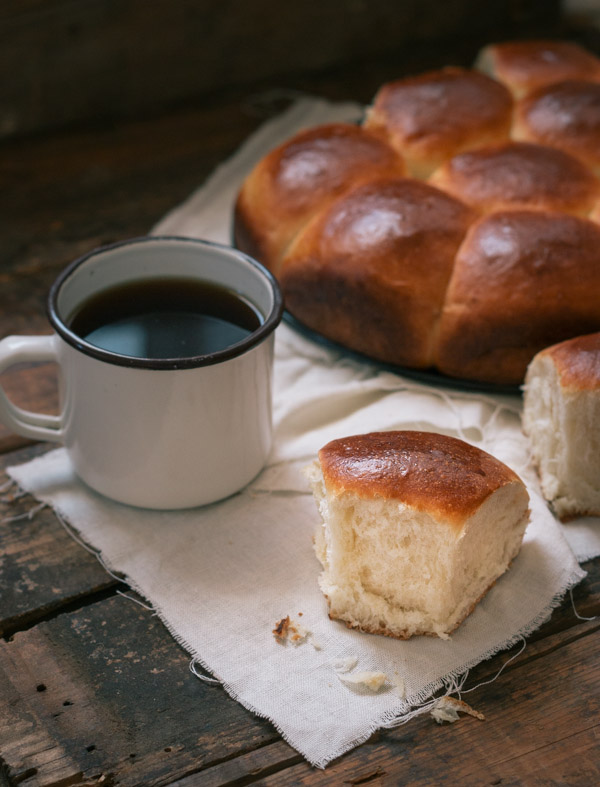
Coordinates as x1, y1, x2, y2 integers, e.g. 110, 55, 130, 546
7, 96, 596, 769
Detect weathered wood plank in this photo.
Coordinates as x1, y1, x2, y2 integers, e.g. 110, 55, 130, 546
0, 594, 279, 787
0, 445, 117, 636
2, 593, 598, 787
0, 363, 59, 454
180, 618, 600, 785
250, 627, 600, 786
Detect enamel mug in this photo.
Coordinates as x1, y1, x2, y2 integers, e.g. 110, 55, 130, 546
0, 237, 283, 509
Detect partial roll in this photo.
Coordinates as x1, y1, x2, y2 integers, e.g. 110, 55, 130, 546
305, 430, 530, 639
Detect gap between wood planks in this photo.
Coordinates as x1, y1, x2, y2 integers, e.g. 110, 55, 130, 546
0, 582, 126, 642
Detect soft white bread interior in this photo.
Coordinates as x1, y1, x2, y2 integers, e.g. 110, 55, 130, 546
523, 332, 600, 520
305, 431, 530, 640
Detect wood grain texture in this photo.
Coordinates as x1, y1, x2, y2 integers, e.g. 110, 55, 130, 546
0, 595, 278, 786
0, 445, 118, 637
1, 599, 598, 785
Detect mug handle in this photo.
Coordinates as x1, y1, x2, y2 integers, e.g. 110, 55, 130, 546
0, 335, 64, 442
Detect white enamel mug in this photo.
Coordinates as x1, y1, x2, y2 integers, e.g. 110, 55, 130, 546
0, 237, 283, 509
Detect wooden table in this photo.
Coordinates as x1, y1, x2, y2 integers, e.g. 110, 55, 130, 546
1, 64, 599, 787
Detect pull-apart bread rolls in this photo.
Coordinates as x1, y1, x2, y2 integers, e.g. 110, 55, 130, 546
364, 67, 513, 178
523, 333, 600, 520
476, 39, 600, 98
233, 39, 600, 385
429, 141, 600, 218
279, 177, 475, 369
305, 431, 530, 639
233, 123, 405, 273
436, 211, 600, 384
513, 80, 600, 176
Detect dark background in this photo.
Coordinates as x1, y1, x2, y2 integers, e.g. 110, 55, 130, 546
2, 0, 599, 142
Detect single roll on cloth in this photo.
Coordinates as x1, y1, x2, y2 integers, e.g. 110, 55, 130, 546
305, 431, 530, 640
523, 332, 600, 521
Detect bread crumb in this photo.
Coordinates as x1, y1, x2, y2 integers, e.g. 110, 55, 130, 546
273, 616, 291, 642
332, 656, 358, 673
391, 676, 406, 699
272, 616, 310, 646
338, 671, 387, 692
431, 696, 485, 724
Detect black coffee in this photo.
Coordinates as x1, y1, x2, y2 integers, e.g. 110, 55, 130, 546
69, 278, 262, 359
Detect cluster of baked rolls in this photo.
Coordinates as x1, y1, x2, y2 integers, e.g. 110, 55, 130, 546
234, 40, 600, 385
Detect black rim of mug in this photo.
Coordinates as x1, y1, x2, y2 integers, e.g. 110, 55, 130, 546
47, 236, 284, 370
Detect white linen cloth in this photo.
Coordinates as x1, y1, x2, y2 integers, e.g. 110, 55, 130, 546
7, 97, 599, 768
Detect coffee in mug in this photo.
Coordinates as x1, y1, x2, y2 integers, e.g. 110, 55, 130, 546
0, 237, 284, 509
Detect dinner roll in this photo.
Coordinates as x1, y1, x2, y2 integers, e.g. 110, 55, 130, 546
523, 332, 600, 520
233, 123, 405, 273
513, 81, 600, 176
475, 39, 600, 98
279, 176, 475, 369
436, 210, 600, 384
429, 141, 600, 217
364, 67, 513, 178
305, 431, 530, 639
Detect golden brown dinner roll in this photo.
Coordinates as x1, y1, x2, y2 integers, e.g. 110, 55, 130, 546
429, 141, 600, 217
305, 430, 530, 639
364, 67, 513, 178
233, 123, 405, 273
523, 332, 600, 520
279, 176, 475, 369
436, 210, 600, 384
513, 81, 600, 175
475, 39, 600, 98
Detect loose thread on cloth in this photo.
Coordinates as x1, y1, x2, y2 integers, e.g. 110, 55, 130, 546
190, 658, 222, 685
1, 478, 34, 505
381, 636, 527, 729
0, 501, 47, 524
53, 509, 159, 615
569, 587, 598, 621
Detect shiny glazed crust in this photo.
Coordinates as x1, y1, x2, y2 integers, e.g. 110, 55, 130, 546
279, 177, 475, 369
538, 332, 600, 392
429, 141, 600, 217
318, 430, 521, 527
364, 67, 513, 177
233, 123, 405, 273
476, 40, 600, 98
436, 211, 600, 384
513, 81, 600, 174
